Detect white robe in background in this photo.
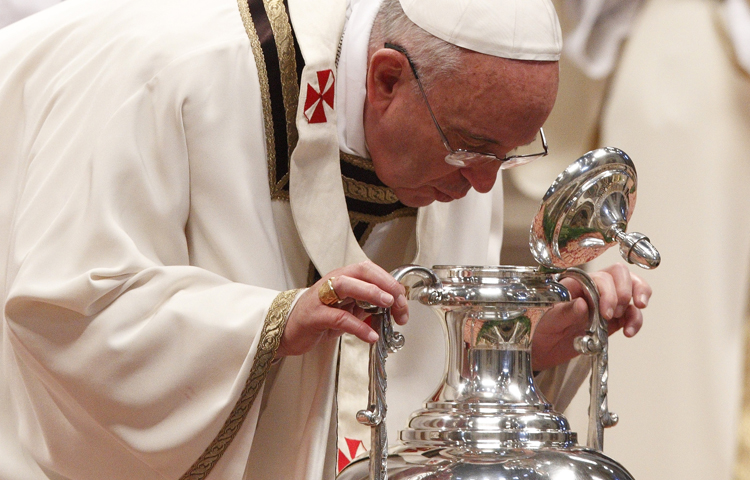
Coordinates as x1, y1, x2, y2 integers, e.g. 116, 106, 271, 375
0, 0, 62, 28
510, 0, 750, 479
590, 0, 750, 478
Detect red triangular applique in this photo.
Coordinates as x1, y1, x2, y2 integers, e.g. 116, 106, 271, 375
338, 448, 351, 471
346, 437, 364, 458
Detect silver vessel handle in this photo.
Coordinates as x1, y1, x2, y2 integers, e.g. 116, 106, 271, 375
562, 267, 619, 452
355, 265, 442, 480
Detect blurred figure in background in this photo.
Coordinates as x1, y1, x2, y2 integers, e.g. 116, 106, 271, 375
0, 0, 63, 28
505, 0, 750, 479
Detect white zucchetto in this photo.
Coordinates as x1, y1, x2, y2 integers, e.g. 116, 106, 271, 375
399, 0, 563, 61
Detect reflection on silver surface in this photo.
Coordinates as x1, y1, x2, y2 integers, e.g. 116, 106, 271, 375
530, 147, 660, 270
339, 266, 633, 480
342, 445, 635, 480
339, 149, 660, 480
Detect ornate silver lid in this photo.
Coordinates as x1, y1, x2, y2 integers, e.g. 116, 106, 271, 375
529, 147, 661, 270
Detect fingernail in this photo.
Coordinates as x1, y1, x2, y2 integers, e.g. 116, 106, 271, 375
380, 292, 394, 306
639, 294, 649, 307
625, 326, 636, 337
605, 308, 614, 319
367, 331, 379, 342
396, 294, 407, 308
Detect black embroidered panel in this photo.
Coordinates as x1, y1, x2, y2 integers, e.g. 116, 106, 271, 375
248, 0, 417, 284
250, 0, 304, 198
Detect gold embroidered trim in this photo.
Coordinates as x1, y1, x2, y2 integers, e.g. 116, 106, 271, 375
341, 151, 375, 171
180, 288, 302, 480
342, 176, 400, 204
241, 0, 299, 200
237, 0, 276, 197
264, 0, 300, 163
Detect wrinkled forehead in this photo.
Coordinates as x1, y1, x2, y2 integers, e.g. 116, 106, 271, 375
432, 56, 559, 142
399, 0, 562, 61
442, 54, 559, 113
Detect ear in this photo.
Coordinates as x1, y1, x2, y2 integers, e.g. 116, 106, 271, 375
365, 48, 411, 115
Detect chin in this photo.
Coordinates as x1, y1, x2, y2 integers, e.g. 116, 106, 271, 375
399, 197, 435, 208
395, 188, 459, 207
393, 191, 435, 207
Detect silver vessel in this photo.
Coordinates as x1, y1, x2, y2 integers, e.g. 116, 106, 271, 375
337, 147, 660, 480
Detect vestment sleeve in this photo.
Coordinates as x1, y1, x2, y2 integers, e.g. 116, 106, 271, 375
3, 50, 298, 478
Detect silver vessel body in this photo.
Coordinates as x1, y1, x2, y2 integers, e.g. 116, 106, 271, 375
338, 148, 660, 480
338, 265, 634, 480
340, 446, 634, 480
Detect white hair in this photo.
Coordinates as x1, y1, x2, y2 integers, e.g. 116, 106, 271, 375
369, 0, 464, 91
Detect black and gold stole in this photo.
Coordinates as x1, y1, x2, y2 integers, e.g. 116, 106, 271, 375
239, 0, 417, 260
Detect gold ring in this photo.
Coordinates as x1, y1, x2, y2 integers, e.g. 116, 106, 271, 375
318, 277, 342, 306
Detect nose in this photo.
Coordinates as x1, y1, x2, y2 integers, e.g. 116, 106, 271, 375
460, 161, 501, 193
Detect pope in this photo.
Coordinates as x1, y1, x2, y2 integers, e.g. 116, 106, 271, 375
0, 0, 651, 479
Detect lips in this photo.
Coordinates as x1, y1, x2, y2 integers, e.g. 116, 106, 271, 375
434, 191, 454, 202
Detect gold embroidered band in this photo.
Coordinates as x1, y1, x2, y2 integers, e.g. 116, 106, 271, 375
180, 288, 302, 480
237, 0, 275, 194
341, 151, 376, 172
342, 176, 400, 204
238, 0, 301, 200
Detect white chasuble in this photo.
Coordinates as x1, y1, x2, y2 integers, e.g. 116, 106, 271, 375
0, 0, 587, 479
0, 0, 332, 478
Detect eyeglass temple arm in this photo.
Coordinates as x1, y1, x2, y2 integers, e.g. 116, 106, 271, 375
383, 42, 454, 152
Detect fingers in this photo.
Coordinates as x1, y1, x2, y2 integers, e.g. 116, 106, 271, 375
324, 261, 409, 325
279, 261, 410, 358
621, 304, 643, 337
587, 264, 629, 320
328, 275, 396, 310
560, 263, 652, 337
533, 263, 653, 370
324, 307, 379, 344
631, 273, 652, 309
607, 263, 632, 319
278, 303, 378, 358
587, 264, 650, 320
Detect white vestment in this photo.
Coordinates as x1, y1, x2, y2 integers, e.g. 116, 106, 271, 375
0, 0, 582, 479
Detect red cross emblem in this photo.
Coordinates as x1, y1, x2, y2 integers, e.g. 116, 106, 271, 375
337, 437, 366, 472
303, 69, 335, 124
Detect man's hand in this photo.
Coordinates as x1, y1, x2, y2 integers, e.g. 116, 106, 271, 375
531, 263, 652, 371
277, 261, 408, 357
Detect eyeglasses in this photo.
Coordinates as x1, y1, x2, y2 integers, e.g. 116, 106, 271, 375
384, 43, 548, 169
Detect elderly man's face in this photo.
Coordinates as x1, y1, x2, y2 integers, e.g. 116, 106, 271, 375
363, 48, 559, 207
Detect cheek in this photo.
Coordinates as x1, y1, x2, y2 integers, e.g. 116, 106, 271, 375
370, 121, 458, 189
375, 151, 455, 189
403, 158, 458, 187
